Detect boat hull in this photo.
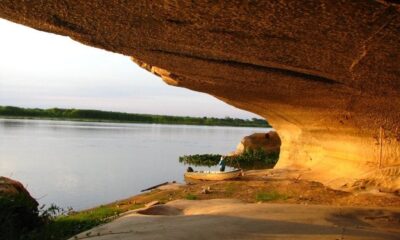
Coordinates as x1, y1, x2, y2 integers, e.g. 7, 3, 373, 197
184, 170, 241, 181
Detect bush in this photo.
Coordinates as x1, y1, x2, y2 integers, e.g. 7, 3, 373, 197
0, 194, 43, 240
179, 149, 279, 170
16, 204, 124, 240
179, 154, 222, 167
226, 148, 279, 169
185, 194, 198, 200
0, 176, 125, 240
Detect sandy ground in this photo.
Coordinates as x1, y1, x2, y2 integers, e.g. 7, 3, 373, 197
70, 199, 400, 240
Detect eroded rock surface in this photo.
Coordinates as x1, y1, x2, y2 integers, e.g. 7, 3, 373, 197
0, 1, 399, 191
233, 132, 281, 155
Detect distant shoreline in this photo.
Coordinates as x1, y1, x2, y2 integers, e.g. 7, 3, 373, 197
0, 116, 271, 128
0, 106, 271, 128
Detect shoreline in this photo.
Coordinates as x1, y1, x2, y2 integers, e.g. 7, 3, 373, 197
0, 105, 271, 128
0, 116, 272, 129
72, 199, 400, 240
93, 168, 400, 210
10, 168, 400, 239
61, 169, 400, 239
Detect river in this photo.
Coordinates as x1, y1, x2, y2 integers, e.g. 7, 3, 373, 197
0, 119, 271, 210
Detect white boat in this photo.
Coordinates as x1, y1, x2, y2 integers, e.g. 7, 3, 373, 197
184, 169, 242, 181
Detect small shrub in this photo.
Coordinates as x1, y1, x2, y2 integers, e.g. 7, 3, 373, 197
185, 194, 198, 200
226, 148, 279, 169
0, 194, 42, 240
23, 205, 124, 240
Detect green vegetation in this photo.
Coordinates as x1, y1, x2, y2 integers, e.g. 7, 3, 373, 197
224, 183, 240, 197
0, 194, 42, 240
27, 206, 135, 240
255, 191, 289, 202
27, 205, 125, 240
185, 194, 198, 200
179, 149, 279, 170
179, 154, 221, 167
228, 149, 279, 169
0, 198, 142, 240
0, 106, 271, 128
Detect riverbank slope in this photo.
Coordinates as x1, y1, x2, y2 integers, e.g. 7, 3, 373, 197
71, 199, 400, 240
67, 169, 400, 239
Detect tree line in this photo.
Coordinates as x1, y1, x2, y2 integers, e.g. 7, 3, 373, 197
0, 106, 271, 128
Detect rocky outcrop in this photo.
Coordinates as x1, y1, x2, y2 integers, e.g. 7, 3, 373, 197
0, 1, 399, 192
0, 177, 41, 239
234, 132, 281, 156
0, 177, 38, 206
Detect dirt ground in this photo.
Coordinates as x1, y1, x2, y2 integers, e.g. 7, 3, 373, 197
108, 169, 400, 211
71, 199, 400, 240
70, 169, 400, 240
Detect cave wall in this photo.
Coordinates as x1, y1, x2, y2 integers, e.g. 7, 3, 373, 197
0, 0, 399, 191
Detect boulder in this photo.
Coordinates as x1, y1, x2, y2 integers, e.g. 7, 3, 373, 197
0, 177, 39, 204
0, 177, 41, 239
234, 131, 281, 155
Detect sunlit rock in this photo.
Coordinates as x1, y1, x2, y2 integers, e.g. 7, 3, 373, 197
0, 1, 399, 192
234, 132, 281, 155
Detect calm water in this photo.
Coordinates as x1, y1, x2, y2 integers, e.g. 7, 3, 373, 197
0, 119, 270, 210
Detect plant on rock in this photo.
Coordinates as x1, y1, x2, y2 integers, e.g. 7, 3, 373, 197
179, 149, 279, 170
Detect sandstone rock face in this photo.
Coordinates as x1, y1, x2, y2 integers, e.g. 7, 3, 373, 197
0, 1, 399, 191
234, 132, 281, 156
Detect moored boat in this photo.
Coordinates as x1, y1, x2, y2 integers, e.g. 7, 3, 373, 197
184, 169, 242, 181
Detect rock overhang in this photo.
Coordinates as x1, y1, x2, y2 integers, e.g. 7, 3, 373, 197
0, 0, 399, 192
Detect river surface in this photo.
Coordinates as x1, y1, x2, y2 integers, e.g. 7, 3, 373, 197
0, 119, 271, 210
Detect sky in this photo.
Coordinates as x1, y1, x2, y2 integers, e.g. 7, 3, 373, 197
0, 19, 259, 119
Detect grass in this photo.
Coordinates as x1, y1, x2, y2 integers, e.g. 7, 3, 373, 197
24, 204, 143, 240
225, 183, 239, 197
185, 194, 198, 200
23, 189, 178, 239
255, 191, 289, 202
20, 188, 285, 239
40, 187, 286, 239
4, 178, 296, 239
